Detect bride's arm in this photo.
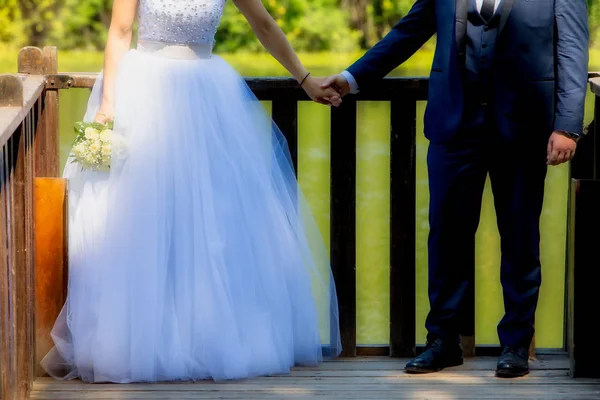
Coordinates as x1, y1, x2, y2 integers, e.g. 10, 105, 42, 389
233, 0, 341, 106
96, 0, 138, 124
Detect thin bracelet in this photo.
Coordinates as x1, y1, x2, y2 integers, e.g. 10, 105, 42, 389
299, 72, 311, 87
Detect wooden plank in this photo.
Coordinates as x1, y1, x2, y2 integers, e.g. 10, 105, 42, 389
390, 99, 417, 357
29, 363, 600, 400
0, 143, 12, 400
18, 47, 44, 75
29, 390, 600, 400
36, 376, 599, 392
567, 179, 600, 378
30, 357, 589, 400
356, 346, 390, 357
8, 132, 20, 400
24, 104, 37, 395
296, 356, 568, 371
271, 99, 298, 172
34, 375, 598, 392
34, 178, 67, 377
31, 369, 571, 383
330, 99, 357, 357
13, 115, 35, 399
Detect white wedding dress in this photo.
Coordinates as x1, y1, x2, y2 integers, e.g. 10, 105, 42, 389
41, 0, 341, 383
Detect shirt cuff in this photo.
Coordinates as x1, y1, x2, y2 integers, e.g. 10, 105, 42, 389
341, 70, 360, 94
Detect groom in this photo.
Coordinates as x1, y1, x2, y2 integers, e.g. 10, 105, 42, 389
323, 0, 588, 377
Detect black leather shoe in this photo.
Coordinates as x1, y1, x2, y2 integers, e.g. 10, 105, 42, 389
496, 346, 530, 378
405, 338, 463, 373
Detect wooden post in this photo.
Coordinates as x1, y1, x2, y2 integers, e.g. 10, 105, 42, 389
17, 47, 44, 75
271, 100, 298, 172
389, 99, 417, 357
567, 179, 600, 378
27, 47, 59, 178
330, 100, 357, 357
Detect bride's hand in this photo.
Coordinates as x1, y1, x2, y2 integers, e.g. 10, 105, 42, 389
95, 103, 115, 125
302, 76, 342, 107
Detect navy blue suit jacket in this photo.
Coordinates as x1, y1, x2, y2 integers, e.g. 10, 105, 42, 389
346, 0, 589, 143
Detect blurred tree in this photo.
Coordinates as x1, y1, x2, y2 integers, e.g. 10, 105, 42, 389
53, 0, 113, 50
1, 0, 599, 51
339, 0, 414, 47
0, 0, 26, 45
18, 0, 64, 47
215, 0, 359, 52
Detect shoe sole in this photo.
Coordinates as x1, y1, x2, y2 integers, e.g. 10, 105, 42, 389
405, 359, 464, 374
495, 368, 530, 378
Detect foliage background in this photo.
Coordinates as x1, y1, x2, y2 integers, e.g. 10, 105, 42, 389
0, 0, 485, 51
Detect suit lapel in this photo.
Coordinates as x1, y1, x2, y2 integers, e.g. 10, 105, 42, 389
498, 0, 516, 35
455, 0, 468, 56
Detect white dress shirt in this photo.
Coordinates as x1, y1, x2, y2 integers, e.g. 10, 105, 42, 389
341, 0, 502, 94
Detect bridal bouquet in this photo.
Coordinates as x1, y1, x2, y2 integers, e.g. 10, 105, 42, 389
71, 121, 126, 171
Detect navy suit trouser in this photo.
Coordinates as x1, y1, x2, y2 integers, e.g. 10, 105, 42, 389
424, 103, 547, 349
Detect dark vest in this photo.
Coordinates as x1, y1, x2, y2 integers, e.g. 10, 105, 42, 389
462, 0, 502, 127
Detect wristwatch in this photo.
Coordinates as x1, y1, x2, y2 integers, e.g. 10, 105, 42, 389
556, 130, 581, 142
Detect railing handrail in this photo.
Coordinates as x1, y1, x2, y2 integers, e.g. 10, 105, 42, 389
0, 75, 45, 148
45, 72, 430, 101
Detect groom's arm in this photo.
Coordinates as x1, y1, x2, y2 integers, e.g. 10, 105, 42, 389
345, 0, 437, 92
553, 0, 589, 135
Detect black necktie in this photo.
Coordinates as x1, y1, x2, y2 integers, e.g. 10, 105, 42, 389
480, 0, 496, 21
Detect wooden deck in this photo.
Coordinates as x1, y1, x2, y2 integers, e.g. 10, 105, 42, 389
31, 356, 600, 399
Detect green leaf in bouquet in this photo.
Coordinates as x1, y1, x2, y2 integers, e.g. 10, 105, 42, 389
74, 121, 87, 137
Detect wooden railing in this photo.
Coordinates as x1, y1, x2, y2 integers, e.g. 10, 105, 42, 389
0, 46, 60, 400
2, 46, 600, 400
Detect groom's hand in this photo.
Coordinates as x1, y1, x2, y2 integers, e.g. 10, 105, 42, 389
321, 74, 351, 104
547, 131, 577, 166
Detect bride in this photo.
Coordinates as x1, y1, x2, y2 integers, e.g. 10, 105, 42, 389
42, 0, 342, 383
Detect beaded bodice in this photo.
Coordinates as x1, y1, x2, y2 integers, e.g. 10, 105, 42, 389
137, 0, 226, 46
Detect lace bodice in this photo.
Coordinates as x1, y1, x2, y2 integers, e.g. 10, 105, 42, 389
137, 0, 226, 46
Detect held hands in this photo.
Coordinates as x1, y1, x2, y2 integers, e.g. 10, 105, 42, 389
321, 74, 351, 99
302, 75, 343, 107
547, 131, 577, 166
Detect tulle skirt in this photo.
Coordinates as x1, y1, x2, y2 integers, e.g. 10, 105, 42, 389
41, 44, 341, 383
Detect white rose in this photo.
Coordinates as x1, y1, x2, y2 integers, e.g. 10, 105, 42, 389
99, 129, 112, 142
89, 142, 101, 153
84, 127, 99, 140
73, 143, 86, 157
